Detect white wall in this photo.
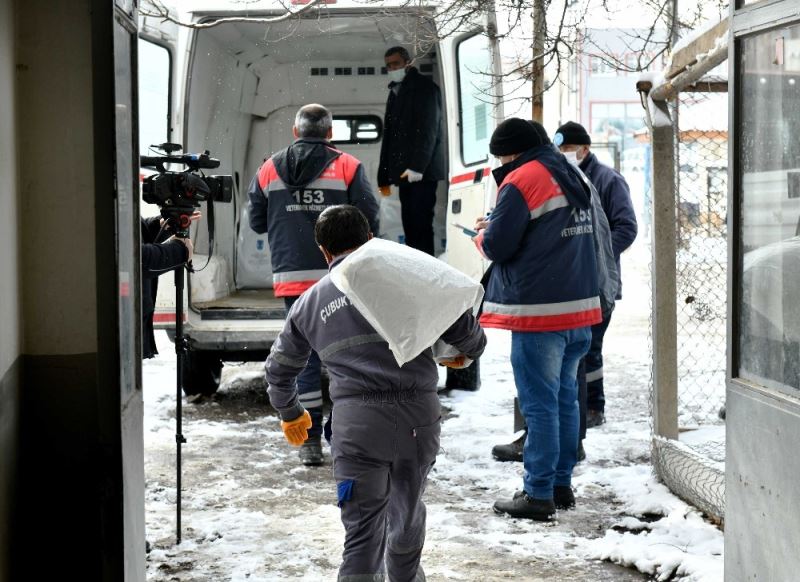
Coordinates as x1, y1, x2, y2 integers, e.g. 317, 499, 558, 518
0, 0, 20, 372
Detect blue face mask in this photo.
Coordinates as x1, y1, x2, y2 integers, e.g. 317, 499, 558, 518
388, 68, 406, 84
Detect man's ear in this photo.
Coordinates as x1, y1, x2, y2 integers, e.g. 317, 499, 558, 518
326, 127, 333, 140
368, 232, 374, 241
319, 245, 334, 265
292, 126, 300, 139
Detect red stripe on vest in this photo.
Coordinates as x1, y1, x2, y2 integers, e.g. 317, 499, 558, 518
273, 280, 318, 297
322, 148, 360, 187
479, 308, 602, 332
501, 160, 564, 213
257, 158, 279, 190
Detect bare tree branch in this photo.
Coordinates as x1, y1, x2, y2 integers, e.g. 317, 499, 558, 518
139, 0, 326, 28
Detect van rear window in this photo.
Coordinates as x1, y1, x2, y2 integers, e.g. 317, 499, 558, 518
331, 116, 382, 144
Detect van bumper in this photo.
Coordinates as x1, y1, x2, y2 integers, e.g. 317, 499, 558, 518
181, 318, 285, 358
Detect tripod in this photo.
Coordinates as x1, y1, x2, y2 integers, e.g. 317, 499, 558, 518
174, 261, 189, 544
165, 211, 194, 545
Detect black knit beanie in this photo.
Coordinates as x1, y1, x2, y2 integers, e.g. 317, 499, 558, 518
489, 118, 549, 156
553, 121, 591, 146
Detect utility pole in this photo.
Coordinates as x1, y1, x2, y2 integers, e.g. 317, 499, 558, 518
532, 0, 546, 123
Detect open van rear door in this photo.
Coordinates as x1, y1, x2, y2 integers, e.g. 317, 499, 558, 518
138, 7, 183, 328
440, 24, 502, 281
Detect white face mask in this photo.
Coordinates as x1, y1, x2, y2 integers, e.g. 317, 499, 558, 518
563, 151, 580, 166
387, 68, 406, 84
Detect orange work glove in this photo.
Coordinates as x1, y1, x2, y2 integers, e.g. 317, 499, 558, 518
438, 355, 467, 369
281, 410, 313, 446
379, 185, 391, 197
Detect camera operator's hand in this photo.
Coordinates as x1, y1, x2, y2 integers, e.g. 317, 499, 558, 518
167, 236, 193, 263
179, 237, 194, 263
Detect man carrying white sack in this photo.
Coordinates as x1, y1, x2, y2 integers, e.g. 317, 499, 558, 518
265, 205, 486, 582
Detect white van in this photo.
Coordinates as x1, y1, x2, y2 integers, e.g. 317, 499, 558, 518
138, 1, 501, 394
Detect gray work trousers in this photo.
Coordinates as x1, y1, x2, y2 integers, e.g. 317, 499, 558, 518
332, 392, 440, 582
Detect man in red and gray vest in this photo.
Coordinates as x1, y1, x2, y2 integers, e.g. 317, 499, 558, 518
248, 104, 379, 465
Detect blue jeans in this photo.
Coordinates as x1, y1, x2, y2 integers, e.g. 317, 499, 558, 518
284, 296, 323, 438
511, 328, 591, 499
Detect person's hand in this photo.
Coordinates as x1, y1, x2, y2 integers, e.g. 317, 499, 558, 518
167, 236, 194, 263
181, 237, 194, 263
438, 355, 470, 369
281, 409, 313, 446
400, 169, 423, 183
379, 185, 391, 197
474, 217, 490, 231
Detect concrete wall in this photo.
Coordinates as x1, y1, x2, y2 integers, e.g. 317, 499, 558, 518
0, 0, 21, 579
18, 2, 98, 355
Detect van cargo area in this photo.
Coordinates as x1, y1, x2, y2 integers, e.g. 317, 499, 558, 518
184, 13, 446, 319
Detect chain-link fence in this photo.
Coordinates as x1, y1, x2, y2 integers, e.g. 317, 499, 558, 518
647, 86, 728, 522
674, 91, 728, 431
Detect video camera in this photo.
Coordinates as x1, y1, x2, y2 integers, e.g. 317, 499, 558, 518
140, 143, 233, 237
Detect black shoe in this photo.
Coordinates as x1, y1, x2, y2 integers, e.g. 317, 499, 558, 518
491, 431, 526, 462
718, 405, 726, 420
554, 485, 575, 510
513, 487, 574, 510
299, 436, 324, 466
577, 440, 586, 463
586, 409, 605, 428
494, 492, 556, 521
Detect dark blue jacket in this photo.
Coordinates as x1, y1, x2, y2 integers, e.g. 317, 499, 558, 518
247, 138, 379, 297
141, 217, 188, 358
476, 146, 602, 332
580, 152, 637, 298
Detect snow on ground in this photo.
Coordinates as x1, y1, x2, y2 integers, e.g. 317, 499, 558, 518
143, 239, 723, 581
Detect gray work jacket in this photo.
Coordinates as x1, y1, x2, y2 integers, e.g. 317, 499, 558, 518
265, 253, 487, 421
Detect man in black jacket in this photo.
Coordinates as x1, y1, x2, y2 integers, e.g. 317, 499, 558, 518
556, 121, 638, 429
378, 46, 445, 256
141, 216, 192, 359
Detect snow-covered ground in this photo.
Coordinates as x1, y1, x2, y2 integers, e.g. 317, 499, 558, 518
143, 239, 724, 581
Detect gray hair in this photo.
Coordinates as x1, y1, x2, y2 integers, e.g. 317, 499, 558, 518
294, 104, 333, 139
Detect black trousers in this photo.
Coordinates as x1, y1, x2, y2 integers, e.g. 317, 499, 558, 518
585, 310, 613, 412
398, 180, 437, 256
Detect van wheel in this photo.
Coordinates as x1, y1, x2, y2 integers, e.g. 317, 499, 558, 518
181, 351, 223, 396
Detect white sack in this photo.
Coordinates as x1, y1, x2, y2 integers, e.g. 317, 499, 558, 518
236, 201, 274, 289
378, 189, 405, 244
330, 238, 484, 367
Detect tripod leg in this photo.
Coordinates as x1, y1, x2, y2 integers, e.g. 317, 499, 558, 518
174, 266, 187, 544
